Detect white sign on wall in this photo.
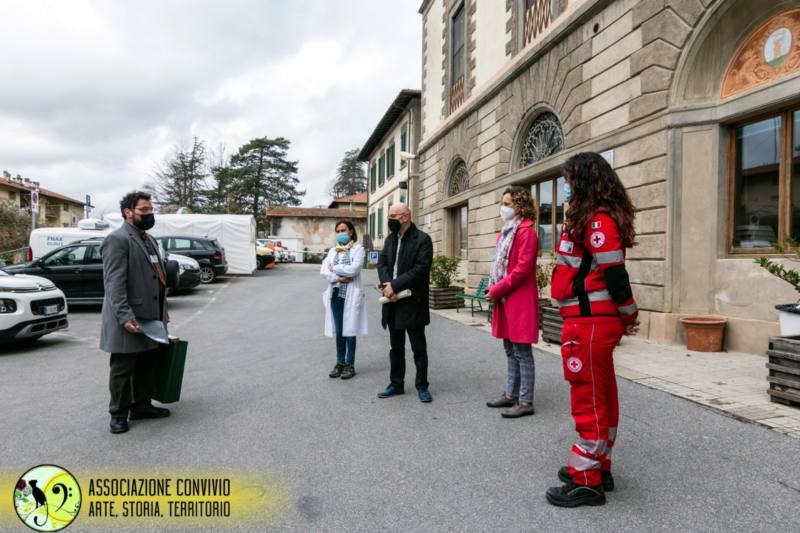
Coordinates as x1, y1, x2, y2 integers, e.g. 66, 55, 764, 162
31, 189, 40, 213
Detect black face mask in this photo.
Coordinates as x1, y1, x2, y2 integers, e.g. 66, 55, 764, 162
388, 218, 401, 234
134, 214, 155, 231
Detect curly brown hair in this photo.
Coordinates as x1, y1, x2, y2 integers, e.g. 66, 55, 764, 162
562, 152, 636, 248
503, 186, 537, 221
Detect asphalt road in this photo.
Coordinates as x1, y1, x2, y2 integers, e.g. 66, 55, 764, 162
1, 264, 799, 533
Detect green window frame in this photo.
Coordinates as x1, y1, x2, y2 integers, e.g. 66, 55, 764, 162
387, 142, 395, 179
377, 207, 384, 238
369, 212, 375, 239
370, 162, 377, 192
400, 127, 408, 169
379, 152, 386, 186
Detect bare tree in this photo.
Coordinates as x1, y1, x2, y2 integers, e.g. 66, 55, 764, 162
148, 137, 209, 212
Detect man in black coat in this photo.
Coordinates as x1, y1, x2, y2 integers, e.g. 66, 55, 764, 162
377, 203, 434, 402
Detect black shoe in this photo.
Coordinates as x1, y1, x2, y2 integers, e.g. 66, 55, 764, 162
329, 363, 344, 378
558, 466, 615, 492
340, 365, 356, 380
110, 416, 129, 434
545, 481, 605, 508
129, 404, 171, 420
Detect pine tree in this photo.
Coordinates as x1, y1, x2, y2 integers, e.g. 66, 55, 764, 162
228, 137, 304, 229
328, 148, 367, 198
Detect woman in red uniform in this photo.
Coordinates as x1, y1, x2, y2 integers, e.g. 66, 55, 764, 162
546, 152, 639, 508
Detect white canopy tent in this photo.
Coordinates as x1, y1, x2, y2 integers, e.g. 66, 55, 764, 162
104, 213, 257, 275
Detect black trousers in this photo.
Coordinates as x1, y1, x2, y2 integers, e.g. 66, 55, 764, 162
389, 327, 429, 390
109, 349, 159, 416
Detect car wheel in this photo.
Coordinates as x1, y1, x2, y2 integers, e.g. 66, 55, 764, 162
257, 256, 266, 270
199, 265, 216, 284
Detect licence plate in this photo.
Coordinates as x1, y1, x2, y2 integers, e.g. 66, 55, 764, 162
42, 305, 60, 316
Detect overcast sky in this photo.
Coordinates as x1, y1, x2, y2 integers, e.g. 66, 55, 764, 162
0, 0, 421, 215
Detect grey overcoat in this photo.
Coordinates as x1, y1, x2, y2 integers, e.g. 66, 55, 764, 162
99, 222, 168, 354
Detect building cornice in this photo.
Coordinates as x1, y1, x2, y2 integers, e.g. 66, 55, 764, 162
418, 0, 433, 15
358, 90, 421, 162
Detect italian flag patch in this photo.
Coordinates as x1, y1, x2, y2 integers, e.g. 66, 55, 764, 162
591, 221, 602, 229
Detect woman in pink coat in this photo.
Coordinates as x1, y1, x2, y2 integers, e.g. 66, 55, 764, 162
485, 185, 539, 418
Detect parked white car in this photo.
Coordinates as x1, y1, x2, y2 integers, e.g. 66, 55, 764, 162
0, 270, 68, 342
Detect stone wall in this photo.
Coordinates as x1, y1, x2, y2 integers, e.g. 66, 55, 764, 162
418, 0, 722, 321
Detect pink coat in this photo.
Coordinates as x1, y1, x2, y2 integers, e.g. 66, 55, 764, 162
487, 219, 539, 344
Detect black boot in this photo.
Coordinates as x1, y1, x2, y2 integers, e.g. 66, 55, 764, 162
329, 363, 344, 378
545, 481, 605, 508
558, 466, 615, 492
110, 416, 129, 434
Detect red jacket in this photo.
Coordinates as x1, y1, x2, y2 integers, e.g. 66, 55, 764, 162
487, 219, 539, 344
551, 211, 638, 325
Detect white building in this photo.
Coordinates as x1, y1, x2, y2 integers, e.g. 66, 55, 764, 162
358, 89, 422, 251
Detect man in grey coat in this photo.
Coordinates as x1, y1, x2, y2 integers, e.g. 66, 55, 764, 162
100, 191, 170, 434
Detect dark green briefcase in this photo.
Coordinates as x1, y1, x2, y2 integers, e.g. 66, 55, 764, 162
152, 339, 188, 403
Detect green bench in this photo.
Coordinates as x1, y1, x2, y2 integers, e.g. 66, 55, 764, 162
456, 277, 491, 319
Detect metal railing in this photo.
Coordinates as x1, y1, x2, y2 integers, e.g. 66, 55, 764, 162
0, 247, 27, 265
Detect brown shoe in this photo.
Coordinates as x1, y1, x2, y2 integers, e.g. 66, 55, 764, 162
340, 365, 356, 379
329, 363, 344, 378
486, 394, 517, 408
501, 402, 535, 418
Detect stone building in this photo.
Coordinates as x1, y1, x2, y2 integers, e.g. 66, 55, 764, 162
416, 0, 800, 353
359, 90, 422, 251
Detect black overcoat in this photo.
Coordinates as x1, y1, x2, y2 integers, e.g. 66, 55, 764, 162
378, 223, 433, 330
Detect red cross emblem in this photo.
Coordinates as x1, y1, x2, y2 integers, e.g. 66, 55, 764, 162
567, 356, 582, 373
590, 231, 605, 248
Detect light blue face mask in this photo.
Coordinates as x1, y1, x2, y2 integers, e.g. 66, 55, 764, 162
336, 232, 350, 245
563, 183, 573, 202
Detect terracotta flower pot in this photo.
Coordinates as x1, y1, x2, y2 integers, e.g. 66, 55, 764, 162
680, 316, 727, 352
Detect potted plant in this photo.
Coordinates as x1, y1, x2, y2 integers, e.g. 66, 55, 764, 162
429, 255, 464, 309
756, 237, 800, 336
537, 253, 563, 344
756, 238, 800, 406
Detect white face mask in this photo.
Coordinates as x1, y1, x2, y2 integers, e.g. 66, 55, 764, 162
500, 205, 515, 222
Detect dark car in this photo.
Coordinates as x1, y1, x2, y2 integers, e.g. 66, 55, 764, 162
155, 236, 227, 283
3, 239, 181, 304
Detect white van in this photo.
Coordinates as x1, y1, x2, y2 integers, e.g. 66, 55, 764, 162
27, 219, 111, 261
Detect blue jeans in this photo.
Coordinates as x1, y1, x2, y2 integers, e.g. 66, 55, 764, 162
503, 339, 535, 404
331, 288, 356, 365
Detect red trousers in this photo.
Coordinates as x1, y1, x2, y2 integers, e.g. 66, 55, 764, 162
561, 316, 624, 486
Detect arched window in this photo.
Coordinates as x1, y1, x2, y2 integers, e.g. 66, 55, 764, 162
519, 111, 565, 167
447, 159, 470, 197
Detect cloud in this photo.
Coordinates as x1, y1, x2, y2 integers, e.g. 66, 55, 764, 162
0, 0, 421, 213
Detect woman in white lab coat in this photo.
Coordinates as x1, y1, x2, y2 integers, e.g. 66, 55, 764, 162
320, 220, 368, 379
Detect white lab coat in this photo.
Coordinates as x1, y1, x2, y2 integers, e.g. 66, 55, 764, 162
321, 244, 368, 337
